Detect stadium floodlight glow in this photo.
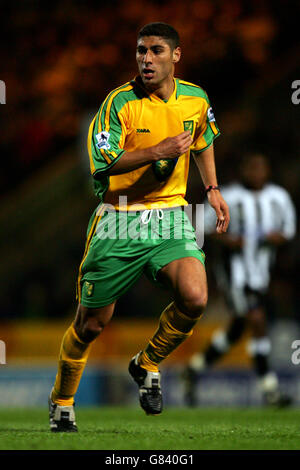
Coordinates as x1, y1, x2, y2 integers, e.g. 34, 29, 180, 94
0, 81, 6, 104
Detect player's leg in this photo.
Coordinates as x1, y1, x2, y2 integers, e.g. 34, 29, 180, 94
247, 306, 269, 377
141, 256, 207, 368
51, 302, 116, 404
183, 315, 246, 405
49, 302, 115, 432
188, 315, 246, 371
247, 306, 291, 406
129, 256, 206, 415
129, 207, 208, 413
183, 285, 247, 405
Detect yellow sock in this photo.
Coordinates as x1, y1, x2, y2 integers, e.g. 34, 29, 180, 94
51, 323, 92, 406
138, 302, 201, 372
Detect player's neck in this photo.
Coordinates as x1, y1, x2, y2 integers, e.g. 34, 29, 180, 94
147, 76, 175, 102
242, 181, 266, 191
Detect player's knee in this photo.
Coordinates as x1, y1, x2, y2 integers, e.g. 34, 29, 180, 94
248, 308, 265, 327
227, 316, 246, 344
177, 290, 208, 318
74, 309, 107, 343
76, 318, 104, 342
247, 308, 266, 336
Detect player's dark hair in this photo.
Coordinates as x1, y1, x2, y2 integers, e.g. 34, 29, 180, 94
138, 22, 180, 50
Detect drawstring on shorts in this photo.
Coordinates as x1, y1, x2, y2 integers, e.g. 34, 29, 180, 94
141, 209, 164, 224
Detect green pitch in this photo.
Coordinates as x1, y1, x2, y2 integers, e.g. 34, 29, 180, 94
0, 407, 300, 450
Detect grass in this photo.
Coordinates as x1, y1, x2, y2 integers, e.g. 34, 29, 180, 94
0, 406, 300, 450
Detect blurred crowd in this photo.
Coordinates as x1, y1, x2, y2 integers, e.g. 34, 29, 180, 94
0, 0, 299, 320
1, 0, 298, 191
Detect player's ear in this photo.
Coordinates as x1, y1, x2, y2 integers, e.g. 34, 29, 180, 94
172, 47, 181, 64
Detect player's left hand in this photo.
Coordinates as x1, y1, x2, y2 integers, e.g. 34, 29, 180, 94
207, 190, 230, 233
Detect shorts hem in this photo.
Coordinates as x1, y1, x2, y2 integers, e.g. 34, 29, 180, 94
79, 295, 120, 308
79, 275, 141, 308
152, 251, 205, 283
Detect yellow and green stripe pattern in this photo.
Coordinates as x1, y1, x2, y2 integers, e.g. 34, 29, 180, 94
87, 82, 140, 175
86, 77, 220, 208
177, 79, 220, 153
76, 204, 105, 303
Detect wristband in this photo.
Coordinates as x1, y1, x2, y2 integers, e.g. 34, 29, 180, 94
205, 185, 220, 193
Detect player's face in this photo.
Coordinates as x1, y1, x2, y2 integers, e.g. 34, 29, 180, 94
241, 155, 270, 190
136, 36, 180, 90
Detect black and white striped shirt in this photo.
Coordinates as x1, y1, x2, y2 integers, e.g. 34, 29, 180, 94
204, 183, 296, 292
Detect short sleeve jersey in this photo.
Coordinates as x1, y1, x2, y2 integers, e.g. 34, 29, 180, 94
87, 77, 220, 210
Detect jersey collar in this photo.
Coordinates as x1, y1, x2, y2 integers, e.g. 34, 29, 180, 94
133, 76, 178, 104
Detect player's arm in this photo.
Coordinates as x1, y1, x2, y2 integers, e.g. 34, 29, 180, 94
210, 233, 244, 250
106, 131, 192, 175
88, 97, 192, 178
203, 199, 240, 248
191, 94, 229, 233
193, 144, 230, 233
264, 232, 288, 246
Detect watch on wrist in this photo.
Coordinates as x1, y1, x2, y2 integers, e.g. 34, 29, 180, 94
205, 185, 220, 193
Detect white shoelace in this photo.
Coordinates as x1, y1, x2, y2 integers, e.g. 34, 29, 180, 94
141, 209, 164, 224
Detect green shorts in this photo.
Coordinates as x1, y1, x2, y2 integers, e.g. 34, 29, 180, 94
77, 204, 205, 307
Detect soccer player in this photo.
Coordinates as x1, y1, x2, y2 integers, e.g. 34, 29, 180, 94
48, 22, 229, 432
184, 153, 296, 407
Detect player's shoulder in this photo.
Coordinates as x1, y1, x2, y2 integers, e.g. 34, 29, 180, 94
220, 182, 244, 197
104, 80, 133, 98
217, 182, 247, 206
264, 183, 292, 199
101, 80, 144, 112
176, 78, 209, 101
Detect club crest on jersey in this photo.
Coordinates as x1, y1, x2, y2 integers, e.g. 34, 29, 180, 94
152, 158, 178, 182
95, 131, 111, 150
183, 120, 194, 137
207, 107, 215, 122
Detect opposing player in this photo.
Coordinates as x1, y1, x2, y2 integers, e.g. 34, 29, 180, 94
183, 153, 296, 407
48, 22, 229, 432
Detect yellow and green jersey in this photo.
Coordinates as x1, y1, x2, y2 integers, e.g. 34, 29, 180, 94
87, 76, 220, 210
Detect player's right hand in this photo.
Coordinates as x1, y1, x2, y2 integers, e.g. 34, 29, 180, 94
154, 131, 193, 160
207, 190, 230, 234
